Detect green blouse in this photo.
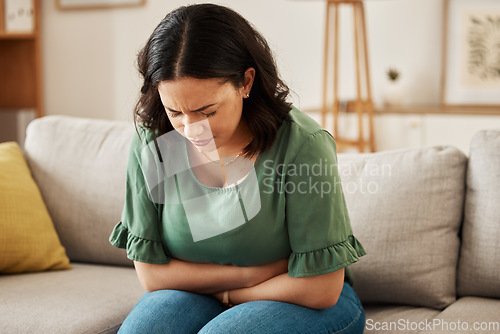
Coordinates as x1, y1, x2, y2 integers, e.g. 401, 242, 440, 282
109, 107, 366, 285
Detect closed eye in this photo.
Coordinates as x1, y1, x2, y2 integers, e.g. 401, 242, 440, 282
164, 103, 217, 118
167, 110, 216, 118
202, 110, 217, 118
167, 111, 182, 118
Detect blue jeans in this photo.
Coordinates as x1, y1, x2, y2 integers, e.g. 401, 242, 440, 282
118, 282, 365, 333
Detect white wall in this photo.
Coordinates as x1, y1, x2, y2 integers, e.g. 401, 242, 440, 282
43, 1, 115, 120
366, 0, 444, 106
42, 0, 444, 122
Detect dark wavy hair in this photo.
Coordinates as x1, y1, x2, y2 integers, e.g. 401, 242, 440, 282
135, 4, 291, 157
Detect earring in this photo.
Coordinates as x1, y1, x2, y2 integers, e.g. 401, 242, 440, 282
246, 93, 250, 98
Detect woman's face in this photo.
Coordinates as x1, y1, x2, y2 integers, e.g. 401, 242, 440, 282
157, 73, 253, 155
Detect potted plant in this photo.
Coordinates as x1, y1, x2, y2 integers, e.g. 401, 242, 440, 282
382, 68, 404, 107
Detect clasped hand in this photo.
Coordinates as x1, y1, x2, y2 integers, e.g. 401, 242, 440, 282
212, 258, 288, 306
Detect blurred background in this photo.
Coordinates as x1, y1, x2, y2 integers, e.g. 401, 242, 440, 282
1, 0, 499, 154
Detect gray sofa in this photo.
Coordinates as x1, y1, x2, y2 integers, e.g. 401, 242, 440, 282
1, 115, 499, 333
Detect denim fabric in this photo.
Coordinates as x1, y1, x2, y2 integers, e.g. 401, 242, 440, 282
118, 282, 365, 334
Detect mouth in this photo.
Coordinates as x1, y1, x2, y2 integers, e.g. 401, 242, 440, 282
189, 138, 213, 147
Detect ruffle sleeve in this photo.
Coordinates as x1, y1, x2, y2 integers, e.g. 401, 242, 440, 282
109, 129, 171, 265
285, 130, 366, 284
110, 221, 170, 264
288, 235, 366, 278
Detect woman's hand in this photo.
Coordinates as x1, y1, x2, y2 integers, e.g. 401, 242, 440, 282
213, 290, 224, 302
212, 259, 288, 304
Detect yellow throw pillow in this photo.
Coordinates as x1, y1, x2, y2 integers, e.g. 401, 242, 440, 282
0, 142, 71, 273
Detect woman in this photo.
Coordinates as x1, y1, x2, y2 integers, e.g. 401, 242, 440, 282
110, 3, 366, 333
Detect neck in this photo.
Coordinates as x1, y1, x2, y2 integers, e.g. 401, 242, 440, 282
217, 121, 253, 158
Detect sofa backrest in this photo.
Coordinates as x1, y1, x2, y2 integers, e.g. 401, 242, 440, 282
24, 116, 134, 266
338, 145, 467, 310
457, 129, 500, 298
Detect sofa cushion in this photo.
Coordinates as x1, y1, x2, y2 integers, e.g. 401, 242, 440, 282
363, 304, 440, 334
24, 116, 134, 266
338, 146, 467, 309
458, 129, 500, 298
0, 141, 71, 274
0, 263, 144, 334
429, 297, 500, 333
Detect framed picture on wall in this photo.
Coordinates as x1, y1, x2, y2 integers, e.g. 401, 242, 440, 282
57, 0, 146, 10
441, 0, 500, 107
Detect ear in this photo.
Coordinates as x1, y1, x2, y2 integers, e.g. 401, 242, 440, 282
240, 67, 255, 98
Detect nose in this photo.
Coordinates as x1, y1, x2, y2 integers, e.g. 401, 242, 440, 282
183, 118, 206, 139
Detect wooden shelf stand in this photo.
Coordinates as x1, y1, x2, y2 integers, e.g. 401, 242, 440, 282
321, 0, 375, 153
